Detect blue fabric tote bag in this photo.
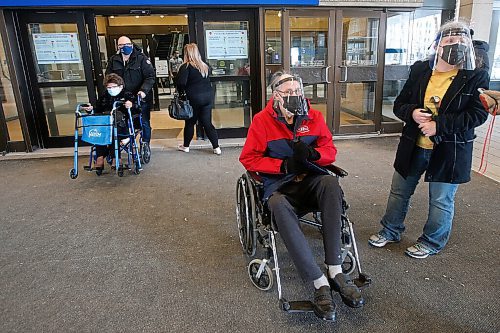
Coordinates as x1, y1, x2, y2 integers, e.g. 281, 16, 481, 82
81, 115, 113, 146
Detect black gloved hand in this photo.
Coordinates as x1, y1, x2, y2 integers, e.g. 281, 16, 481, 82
293, 139, 321, 162
281, 157, 307, 174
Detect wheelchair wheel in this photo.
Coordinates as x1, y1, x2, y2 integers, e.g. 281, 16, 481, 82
235, 175, 257, 256
69, 169, 77, 179
248, 259, 274, 291
236, 178, 251, 254
341, 250, 356, 275
141, 143, 151, 164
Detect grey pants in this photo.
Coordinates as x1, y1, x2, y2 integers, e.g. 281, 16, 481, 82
267, 174, 343, 282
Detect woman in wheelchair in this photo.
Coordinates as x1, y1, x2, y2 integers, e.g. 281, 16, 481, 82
82, 73, 140, 171
239, 72, 364, 321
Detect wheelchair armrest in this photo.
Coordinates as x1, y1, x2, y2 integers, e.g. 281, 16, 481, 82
324, 164, 348, 177
246, 171, 264, 186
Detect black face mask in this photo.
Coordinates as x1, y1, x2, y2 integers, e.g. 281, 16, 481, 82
282, 96, 306, 115
441, 43, 468, 65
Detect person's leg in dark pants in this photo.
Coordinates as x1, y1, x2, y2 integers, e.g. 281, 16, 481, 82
279, 175, 364, 308
268, 179, 337, 320
196, 120, 206, 140
140, 102, 152, 143
182, 107, 199, 148
268, 191, 324, 282
197, 104, 219, 149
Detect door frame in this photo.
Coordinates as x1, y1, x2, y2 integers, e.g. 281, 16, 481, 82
192, 8, 260, 139
283, 9, 336, 132
333, 9, 386, 135
17, 10, 98, 148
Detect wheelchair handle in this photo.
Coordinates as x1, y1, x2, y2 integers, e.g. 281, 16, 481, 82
75, 103, 93, 116
324, 164, 348, 177
112, 99, 133, 111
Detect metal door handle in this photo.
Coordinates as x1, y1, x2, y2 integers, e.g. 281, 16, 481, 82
325, 66, 332, 84
339, 66, 348, 83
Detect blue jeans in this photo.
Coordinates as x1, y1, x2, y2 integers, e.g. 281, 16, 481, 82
379, 147, 459, 253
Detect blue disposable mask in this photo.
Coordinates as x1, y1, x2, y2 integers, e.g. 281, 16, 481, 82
107, 86, 122, 97
120, 45, 133, 55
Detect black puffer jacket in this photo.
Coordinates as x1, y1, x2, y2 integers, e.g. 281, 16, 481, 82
473, 40, 490, 71
105, 45, 155, 103
393, 60, 489, 184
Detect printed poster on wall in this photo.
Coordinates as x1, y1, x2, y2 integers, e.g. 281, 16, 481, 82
205, 30, 248, 60
33, 33, 82, 64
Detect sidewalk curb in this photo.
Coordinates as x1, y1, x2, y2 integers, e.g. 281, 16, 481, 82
0, 133, 399, 161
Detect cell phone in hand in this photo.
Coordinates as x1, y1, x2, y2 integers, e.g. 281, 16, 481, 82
478, 88, 485, 94
421, 107, 433, 114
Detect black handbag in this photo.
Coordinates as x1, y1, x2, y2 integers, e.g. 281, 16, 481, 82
168, 93, 193, 120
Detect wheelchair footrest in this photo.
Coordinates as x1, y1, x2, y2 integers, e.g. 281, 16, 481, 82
354, 272, 372, 289
281, 299, 314, 313
83, 166, 93, 171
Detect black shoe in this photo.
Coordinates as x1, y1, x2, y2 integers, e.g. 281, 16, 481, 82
95, 166, 103, 176
312, 286, 336, 321
329, 273, 365, 308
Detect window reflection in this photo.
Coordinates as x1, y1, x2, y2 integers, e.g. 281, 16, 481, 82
265, 10, 283, 100
0, 32, 23, 141
383, 10, 441, 123
343, 18, 379, 66
491, 10, 500, 80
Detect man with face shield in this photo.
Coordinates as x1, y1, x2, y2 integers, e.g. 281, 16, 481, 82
240, 72, 364, 321
368, 21, 489, 259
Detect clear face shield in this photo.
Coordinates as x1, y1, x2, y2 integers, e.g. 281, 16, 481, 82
433, 27, 476, 70
272, 75, 309, 117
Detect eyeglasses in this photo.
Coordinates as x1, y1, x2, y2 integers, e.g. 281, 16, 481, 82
117, 43, 133, 48
276, 89, 302, 96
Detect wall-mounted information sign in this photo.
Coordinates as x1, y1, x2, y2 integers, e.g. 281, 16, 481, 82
33, 33, 81, 64
206, 30, 248, 60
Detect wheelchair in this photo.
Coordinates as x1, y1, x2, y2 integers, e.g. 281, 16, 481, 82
235, 165, 371, 313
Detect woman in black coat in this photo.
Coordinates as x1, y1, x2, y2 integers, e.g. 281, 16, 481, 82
368, 21, 489, 259
175, 43, 221, 155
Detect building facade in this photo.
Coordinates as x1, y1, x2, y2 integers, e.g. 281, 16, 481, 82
0, 0, 498, 153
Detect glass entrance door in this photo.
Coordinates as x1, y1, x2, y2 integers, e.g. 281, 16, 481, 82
334, 11, 382, 134
18, 11, 97, 148
195, 9, 257, 138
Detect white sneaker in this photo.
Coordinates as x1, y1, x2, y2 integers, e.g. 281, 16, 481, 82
178, 145, 189, 153
213, 147, 221, 155
120, 137, 130, 146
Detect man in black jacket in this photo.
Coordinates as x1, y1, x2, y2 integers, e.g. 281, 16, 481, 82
470, 29, 490, 71
368, 21, 489, 259
106, 36, 155, 156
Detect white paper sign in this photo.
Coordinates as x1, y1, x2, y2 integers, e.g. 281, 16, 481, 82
206, 30, 248, 60
33, 33, 82, 64
155, 58, 169, 77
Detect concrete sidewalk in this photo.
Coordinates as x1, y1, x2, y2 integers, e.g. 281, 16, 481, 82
0, 137, 499, 333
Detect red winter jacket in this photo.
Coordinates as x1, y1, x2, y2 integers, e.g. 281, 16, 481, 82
239, 98, 337, 199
